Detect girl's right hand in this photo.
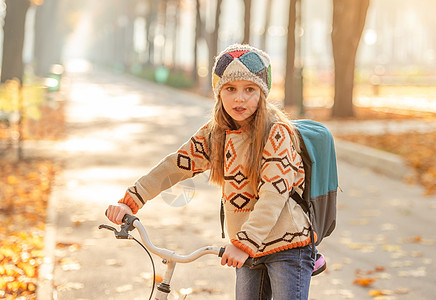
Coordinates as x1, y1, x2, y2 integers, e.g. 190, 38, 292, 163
106, 203, 133, 225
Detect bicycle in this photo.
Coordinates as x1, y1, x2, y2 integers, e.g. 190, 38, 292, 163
99, 213, 226, 300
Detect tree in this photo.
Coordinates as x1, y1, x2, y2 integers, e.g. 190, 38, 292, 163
209, 0, 223, 79
331, 0, 370, 118
1, 0, 30, 83
193, 0, 202, 81
145, 0, 158, 65
283, 0, 298, 108
33, 0, 62, 77
195, 0, 222, 95
259, 0, 272, 51
242, 0, 252, 44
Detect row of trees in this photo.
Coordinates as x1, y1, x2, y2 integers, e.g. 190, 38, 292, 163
1, 0, 68, 82
1, 0, 370, 118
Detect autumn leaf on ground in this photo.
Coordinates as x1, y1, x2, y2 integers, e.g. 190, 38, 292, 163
56, 242, 82, 252
353, 277, 377, 287
369, 289, 393, 296
58, 257, 81, 271
115, 284, 133, 293
155, 274, 163, 283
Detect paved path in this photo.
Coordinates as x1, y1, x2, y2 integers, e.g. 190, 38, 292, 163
37, 70, 436, 300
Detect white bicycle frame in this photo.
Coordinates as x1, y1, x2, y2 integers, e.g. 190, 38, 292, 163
100, 215, 223, 300
133, 219, 223, 300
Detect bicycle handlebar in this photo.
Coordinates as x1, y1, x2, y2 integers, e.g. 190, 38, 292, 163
134, 218, 225, 262
100, 213, 225, 263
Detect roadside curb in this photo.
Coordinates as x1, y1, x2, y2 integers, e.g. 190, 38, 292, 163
36, 180, 58, 300
334, 138, 413, 180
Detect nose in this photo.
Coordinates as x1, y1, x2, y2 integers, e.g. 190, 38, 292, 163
235, 92, 245, 103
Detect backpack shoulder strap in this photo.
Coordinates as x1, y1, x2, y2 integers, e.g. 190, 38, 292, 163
290, 188, 309, 214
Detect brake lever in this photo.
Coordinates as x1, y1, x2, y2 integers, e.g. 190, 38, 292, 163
99, 214, 140, 239
98, 224, 130, 239
98, 224, 117, 232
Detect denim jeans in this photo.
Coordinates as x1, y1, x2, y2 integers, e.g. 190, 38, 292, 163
235, 245, 314, 300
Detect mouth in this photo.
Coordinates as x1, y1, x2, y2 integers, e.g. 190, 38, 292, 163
233, 106, 246, 113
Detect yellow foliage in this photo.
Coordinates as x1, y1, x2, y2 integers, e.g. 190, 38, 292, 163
0, 159, 58, 298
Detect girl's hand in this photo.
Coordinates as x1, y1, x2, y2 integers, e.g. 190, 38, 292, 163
106, 203, 133, 225
220, 244, 249, 268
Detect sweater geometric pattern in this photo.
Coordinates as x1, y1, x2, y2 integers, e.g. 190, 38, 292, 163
124, 122, 312, 258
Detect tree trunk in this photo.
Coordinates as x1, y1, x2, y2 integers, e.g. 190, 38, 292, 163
283, 0, 297, 107
205, 0, 222, 95
171, 0, 180, 69
34, 0, 62, 77
145, 0, 158, 65
122, 0, 136, 71
1, 0, 30, 83
193, 0, 201, 81
260, 0, 272, 51
242, 0, 252, 44
331, 0, 370, 118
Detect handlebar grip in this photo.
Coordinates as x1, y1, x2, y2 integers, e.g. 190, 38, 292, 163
218, 247, 225, 257
105, 209, 131, 224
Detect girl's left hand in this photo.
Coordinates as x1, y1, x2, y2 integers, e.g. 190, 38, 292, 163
220, 244, 249, 268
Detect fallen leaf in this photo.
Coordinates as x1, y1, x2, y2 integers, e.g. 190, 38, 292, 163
105, 259, 123, 267
179, 287, 193, 295
369, 289, 393, 296
397, 267, 427, 278
56, 242, 82, 252
115, 284, 133, 293
389, 260, 413, 268
338, 289, 355, 299
395, 287, 410, 294
399, 235, 422, 244
58, 258, 81, 271
360, 210, 381, 217
349, 219, 370, 226
381, 223, 397, 231
374, 266, 385, 272
382, 244, 402, 252
353, 277, 377, 287
155, 274, 163, 283
57, 282, 85, 292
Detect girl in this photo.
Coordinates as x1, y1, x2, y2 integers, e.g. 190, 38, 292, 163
106, 44, 323, 299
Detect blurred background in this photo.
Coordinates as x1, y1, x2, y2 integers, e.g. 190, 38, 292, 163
1, 0, 436, 299
1, 0, 435, 116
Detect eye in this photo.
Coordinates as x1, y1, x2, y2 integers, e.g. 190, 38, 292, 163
246, 87, 255, 92
225, 86, 235, 92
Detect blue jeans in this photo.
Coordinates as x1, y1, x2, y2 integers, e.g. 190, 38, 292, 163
235, 245, 314, 300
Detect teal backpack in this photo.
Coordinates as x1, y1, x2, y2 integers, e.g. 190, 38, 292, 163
290, 120, 338, 253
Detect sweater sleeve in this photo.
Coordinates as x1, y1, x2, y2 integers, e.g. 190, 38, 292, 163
121, 123, 211, 211
232, 123, 303, 255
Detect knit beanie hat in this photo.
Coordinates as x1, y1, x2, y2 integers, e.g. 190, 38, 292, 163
212, 44, 272, 99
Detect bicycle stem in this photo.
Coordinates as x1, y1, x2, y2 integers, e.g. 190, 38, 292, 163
155, 261, 176, 299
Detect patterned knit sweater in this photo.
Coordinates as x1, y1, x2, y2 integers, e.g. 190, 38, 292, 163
121, 122, 313, 257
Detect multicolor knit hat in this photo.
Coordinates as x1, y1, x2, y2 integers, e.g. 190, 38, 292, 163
212, 44, 272, 99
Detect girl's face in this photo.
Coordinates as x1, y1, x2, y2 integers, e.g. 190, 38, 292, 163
220, 80, 261, 126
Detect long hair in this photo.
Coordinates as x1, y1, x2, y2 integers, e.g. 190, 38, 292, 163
208, 93, 300, 191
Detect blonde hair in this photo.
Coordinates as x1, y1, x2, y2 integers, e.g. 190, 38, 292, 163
207, 93, 300, 191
